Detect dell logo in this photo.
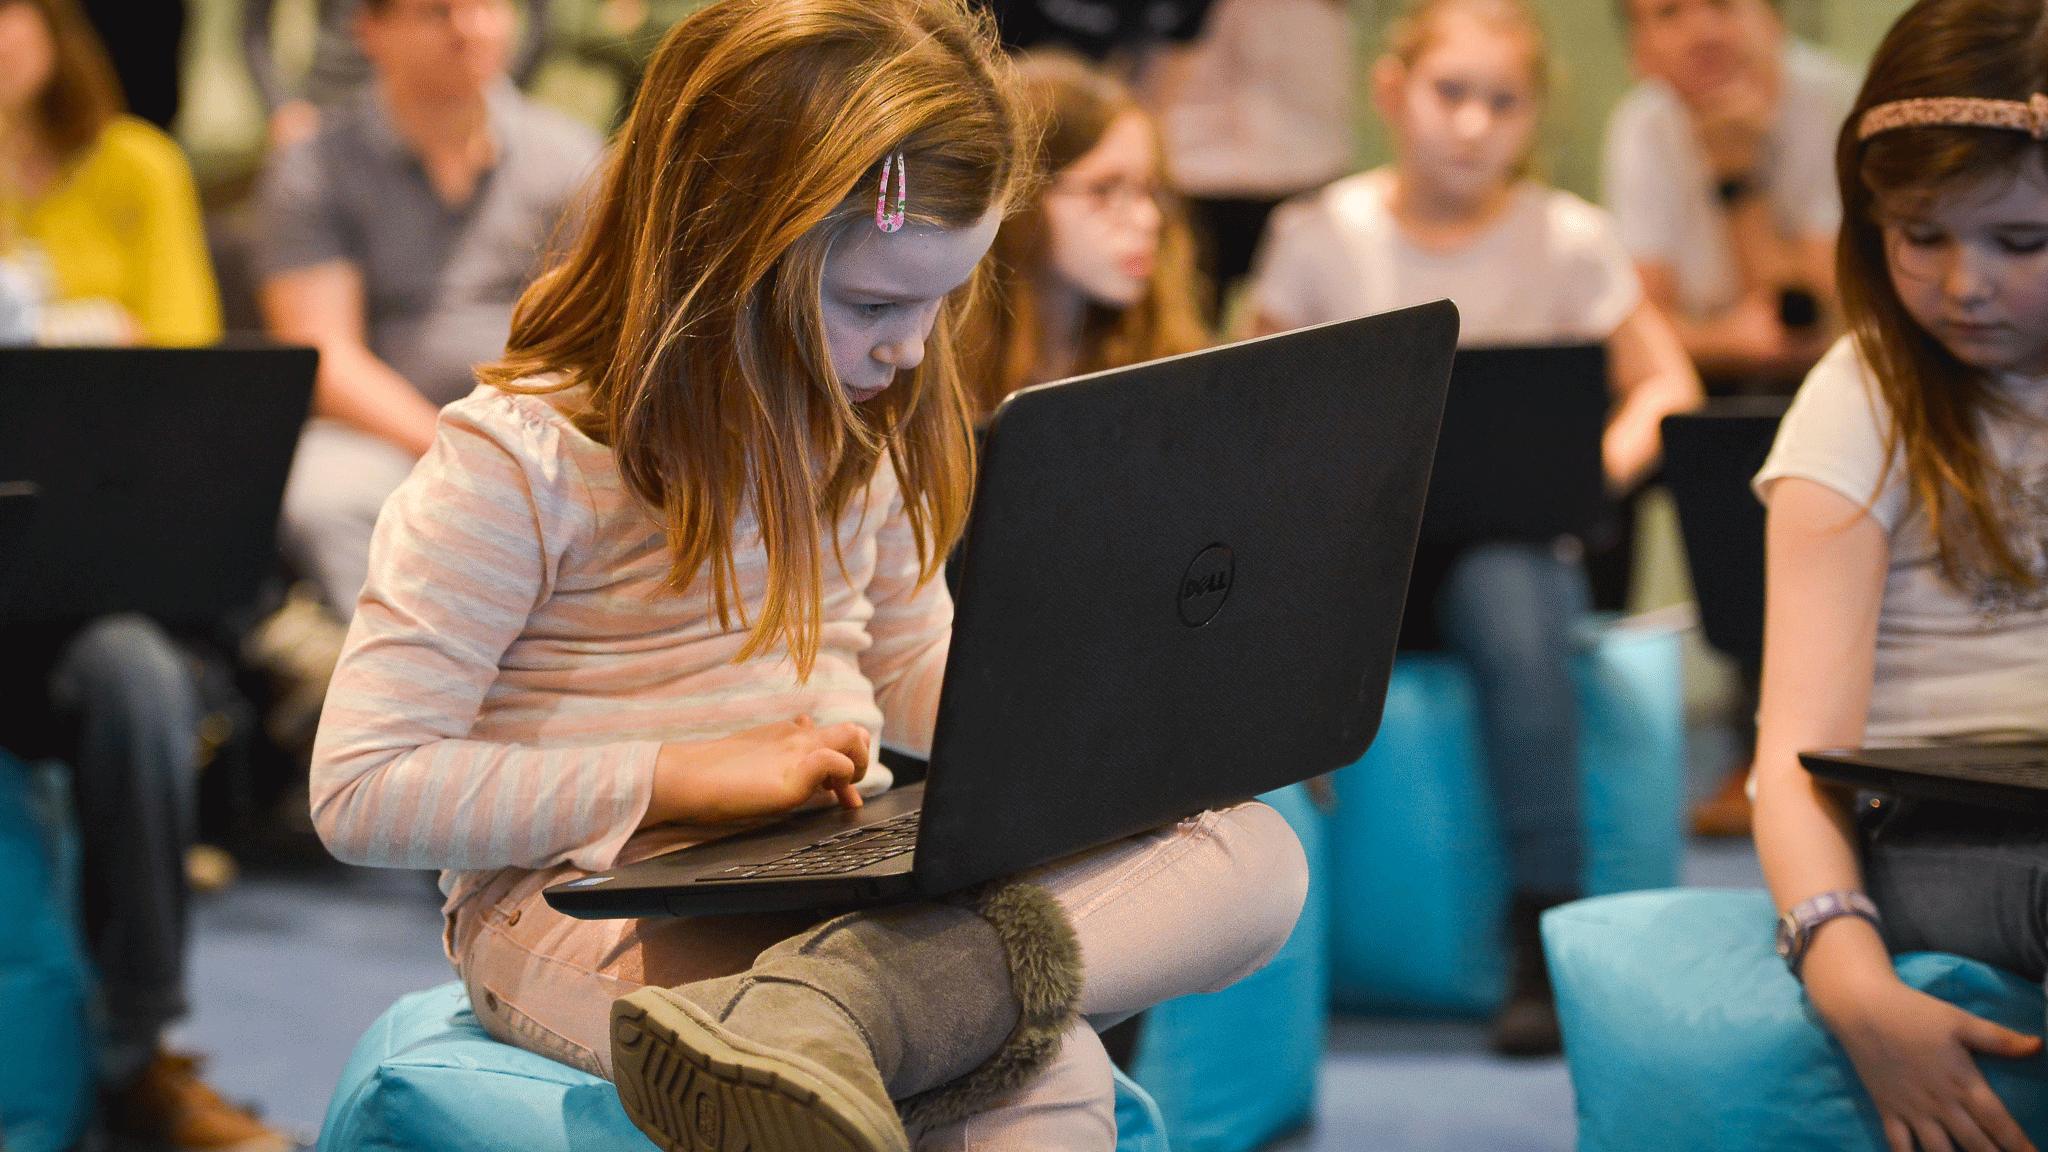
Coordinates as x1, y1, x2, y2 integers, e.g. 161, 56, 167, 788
1178, 544, 1235, 627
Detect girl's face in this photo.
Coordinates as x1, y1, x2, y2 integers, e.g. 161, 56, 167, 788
819, 205, 1002, 402
1040, 110, 1165, 310
1377, 13, 1542, 209
1881, 161, 2048, 379
0, 2, 55, 121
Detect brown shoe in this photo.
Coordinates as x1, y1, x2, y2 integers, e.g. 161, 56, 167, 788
104, 1050, 296, 1152
1690, 763, 1755, 838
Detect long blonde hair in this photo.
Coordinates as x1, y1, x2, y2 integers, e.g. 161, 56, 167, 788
1837, 0, 2048, 592
961, 53, 1206, 417
480, 0, 1029, 676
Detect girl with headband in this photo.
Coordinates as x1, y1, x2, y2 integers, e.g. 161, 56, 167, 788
1749, 0, 2048, 1147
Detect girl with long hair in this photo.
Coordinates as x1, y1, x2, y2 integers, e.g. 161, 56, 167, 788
962, 51, 1207, 419
1749, 1, 2048, 1147
307, 2, 1307, 1150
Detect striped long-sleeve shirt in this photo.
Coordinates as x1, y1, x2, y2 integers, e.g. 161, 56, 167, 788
308, 383, 952, 920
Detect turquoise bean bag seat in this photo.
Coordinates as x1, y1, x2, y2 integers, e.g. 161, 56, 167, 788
1327, 618, 1686, 1015
1130, 786, 1327, 1152
1546, 888, 2048, 1151
0, 751, 92, 1152
320, 982, 1171, 1151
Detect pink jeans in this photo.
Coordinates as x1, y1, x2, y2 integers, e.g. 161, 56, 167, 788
452, 800, 1307, 1151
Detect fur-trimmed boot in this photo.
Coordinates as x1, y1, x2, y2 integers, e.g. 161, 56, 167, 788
1489, 889, 1573, 1058
610, 882, 1082, 1152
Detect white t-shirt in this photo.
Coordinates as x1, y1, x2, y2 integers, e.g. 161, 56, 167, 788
1601, 41, 1857, 321
1754, 337, 2048, 745
1155, 0, 1353, 198
1251, 169, 1642, 345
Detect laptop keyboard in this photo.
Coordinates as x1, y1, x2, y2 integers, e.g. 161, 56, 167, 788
702, 810, 922, 881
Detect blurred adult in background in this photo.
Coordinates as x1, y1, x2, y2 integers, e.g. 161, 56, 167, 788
0, 0, 220, 346
244, 0, 552, 151
255, 0, 600, 623
79, 0, 186, 131
1604, 0, 1854, 386
1608, 0, 1850, 836
1143, 0, 1352, 324
961, 51, 1207, 417
0, 6, 283, 1147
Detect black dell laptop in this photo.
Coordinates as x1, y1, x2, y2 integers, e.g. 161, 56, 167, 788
1661, 398, 1789, 672
0, 346, 316, 627
546, 300, 1461, 919
1801, 744, 2048, 814
1418, 343, 1608, 548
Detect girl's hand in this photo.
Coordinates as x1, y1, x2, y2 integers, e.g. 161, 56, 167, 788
1822, 979, 2043, 1152
647, 716, 871, 826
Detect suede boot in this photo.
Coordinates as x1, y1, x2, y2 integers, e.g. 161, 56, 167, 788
1489, 889, 1573, 1058
611, 882, 1081, 1152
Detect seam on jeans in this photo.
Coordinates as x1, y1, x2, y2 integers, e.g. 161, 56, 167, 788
467, 916, 639, 997
1065, 807, 1231, 925
474, 975, 603, 1075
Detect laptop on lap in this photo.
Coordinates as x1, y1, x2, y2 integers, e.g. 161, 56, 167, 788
547, 301, 1460, 919
1801, 745, 2048, 814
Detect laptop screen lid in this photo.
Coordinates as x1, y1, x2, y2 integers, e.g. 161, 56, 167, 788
0, 346, 316, 627
1661, 397, 1787, 671
910, 300, 1458, 896
1419, 343, 1608, 548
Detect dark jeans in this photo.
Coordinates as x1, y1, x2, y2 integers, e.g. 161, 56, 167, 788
1863, 801, 2048, 1000
1433, 541, 1592, 898
8, 615, 202, 1085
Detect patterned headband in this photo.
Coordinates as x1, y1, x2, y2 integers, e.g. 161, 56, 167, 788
1857, 93, 2048, 142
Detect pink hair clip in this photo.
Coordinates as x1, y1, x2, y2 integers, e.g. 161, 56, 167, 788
876, 151, 907, 233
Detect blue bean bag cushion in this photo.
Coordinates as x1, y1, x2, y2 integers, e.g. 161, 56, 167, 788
1327, 619, 1686, 1015
1130, 786, 1327, 1152
1546, 888, 2048, 1151
320, 982, 1171, 1151
0, 751, 91, 1152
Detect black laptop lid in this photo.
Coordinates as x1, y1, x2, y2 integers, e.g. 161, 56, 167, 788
0, 347, 316, 627
913, 301, 1458, 895
1661, 398, 1788, 671
1419, 343, 1608, 548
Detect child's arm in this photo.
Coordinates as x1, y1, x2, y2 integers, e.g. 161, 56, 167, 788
1753, 477, 2042, 1152
1601, 300, 1702, 494
857, 470, 954, 759
309, 401, 662, 873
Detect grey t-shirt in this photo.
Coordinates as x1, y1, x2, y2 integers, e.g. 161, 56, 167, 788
1754, 338, 2048, 745
254, 84, 602, 408
1601, 41, 1856, 320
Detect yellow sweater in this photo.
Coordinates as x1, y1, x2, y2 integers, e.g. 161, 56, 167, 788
4, 116, 222, 346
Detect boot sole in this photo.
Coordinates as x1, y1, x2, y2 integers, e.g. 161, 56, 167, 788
610, 988, 908, 1152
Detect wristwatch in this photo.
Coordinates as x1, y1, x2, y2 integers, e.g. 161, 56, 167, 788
1774, 890, 1882, 980
1715, 173, 1756, 207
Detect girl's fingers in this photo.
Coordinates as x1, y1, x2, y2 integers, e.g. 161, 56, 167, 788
832, 782, 864, 810
815, 722, 873, 778
1960, 1079, 2039, 1152
1959, 1018, 2043, 1061
1939, 1103, 2005, 1152
1887, 1115, 1919, 1152
1914, 1115, 1960, 1152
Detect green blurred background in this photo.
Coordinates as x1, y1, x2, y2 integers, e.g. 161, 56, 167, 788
176, 0, 1915, 197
